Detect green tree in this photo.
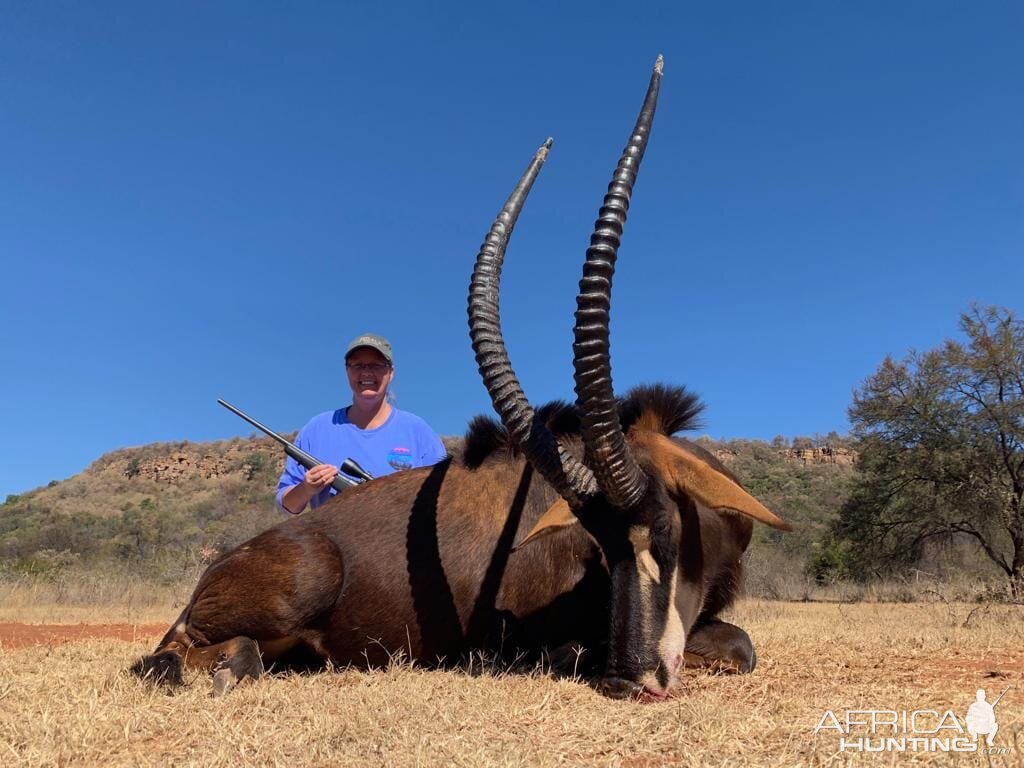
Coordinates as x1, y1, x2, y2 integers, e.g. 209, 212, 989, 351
838, 305, 1024, 594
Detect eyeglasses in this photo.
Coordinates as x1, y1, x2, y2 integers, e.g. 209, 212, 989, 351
346, 362, 391, 374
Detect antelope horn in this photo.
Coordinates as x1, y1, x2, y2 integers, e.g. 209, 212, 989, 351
573, 55, 663, 510
469, 139, 599, 508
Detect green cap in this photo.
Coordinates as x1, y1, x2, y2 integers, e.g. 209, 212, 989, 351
345, 332, 393, 364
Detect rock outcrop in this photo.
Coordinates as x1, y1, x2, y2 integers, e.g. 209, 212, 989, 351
782, 446, 857, 466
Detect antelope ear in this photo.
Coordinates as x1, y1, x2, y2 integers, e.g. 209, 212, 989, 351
651, 435, 792, 531
513, 498, 580, 551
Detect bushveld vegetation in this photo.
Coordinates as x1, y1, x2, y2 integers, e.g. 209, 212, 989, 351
0, 435, 284, 585
2, 306, 1021, 602
833, 306, 1024, 597
0, 429, 1006, 603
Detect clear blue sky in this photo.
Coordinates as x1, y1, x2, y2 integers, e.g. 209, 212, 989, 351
2, 2, 1021, 499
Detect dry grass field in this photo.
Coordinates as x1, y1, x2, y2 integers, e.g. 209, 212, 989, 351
0, 585, 1021, 767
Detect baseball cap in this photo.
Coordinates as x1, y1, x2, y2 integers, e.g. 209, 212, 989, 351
345, 332, 394, 364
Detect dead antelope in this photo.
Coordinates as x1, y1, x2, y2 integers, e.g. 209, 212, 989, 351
131, 56, 789, 699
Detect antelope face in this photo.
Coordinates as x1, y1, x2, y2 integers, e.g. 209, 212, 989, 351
593, 478, 690, 699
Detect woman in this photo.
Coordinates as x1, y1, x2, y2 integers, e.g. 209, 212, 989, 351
276, 333, 446, 514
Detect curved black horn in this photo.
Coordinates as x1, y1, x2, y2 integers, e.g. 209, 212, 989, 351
572, 55, 663, 510
469, 139, 599, 507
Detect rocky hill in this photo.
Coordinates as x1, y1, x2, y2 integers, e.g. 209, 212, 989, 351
0, 431, 856, 581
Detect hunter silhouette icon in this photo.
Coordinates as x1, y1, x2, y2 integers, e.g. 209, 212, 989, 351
965, 687, 1010, 746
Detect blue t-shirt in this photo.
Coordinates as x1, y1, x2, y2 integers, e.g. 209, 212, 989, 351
276, 406, 446, 512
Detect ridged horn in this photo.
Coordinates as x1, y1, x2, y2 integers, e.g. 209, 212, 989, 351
572, 55, 663, 510
469, 139, 599, 508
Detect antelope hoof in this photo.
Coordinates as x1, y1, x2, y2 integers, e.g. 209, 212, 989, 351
212, 669, 238, 697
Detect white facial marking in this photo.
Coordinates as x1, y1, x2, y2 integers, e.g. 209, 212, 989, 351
176, 622, 187, 634
626, 526, 655, 648
626, 525, 689, 696
658, 571, 686, 680
638, 569, 686, 696
639, 670, 662, 695
628, 526, 660, 584
636, 550, 661, 584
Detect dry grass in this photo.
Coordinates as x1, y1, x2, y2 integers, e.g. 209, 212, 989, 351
1, 601, 1022, 767
0, 576, 192, 624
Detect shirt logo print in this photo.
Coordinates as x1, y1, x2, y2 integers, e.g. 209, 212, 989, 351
388, 446, 413, 471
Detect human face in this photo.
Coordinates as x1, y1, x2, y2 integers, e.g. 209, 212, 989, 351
345, 348, 393, 407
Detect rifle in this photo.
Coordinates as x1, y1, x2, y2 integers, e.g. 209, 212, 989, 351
217, 399, 374, 492
991, 686, 1011, 708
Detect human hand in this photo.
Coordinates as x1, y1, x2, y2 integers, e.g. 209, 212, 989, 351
304, 463, 338, 490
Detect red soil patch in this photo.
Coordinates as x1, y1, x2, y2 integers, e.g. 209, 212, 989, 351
915, 648, 1024, 683
0, 622, 167, 650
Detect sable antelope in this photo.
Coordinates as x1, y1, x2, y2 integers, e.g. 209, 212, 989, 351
131, 56, 790, 699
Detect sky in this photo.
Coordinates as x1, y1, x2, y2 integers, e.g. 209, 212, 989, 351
1, 2, 1022, 499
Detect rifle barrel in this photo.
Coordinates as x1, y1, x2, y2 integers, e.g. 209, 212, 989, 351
217, 399, 356, 490
992, 685, 1011, 708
